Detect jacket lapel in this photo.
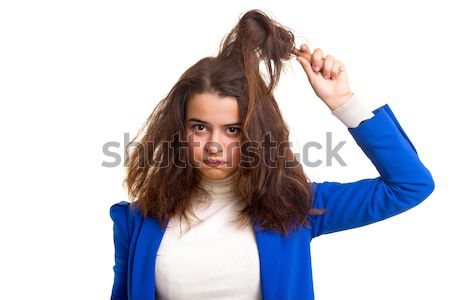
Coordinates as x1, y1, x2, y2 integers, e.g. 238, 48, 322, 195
253, 221, 282, 299
131, 217, 167, 300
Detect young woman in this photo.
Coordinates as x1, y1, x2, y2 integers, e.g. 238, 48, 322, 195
109, 9, 434, 300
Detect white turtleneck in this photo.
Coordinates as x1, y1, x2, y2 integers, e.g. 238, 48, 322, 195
155, 171, 262, 300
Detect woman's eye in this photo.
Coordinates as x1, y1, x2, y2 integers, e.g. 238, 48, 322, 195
228, 127, 241, 134
193, 124, 206, 132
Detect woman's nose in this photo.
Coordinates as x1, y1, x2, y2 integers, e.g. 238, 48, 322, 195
206, 130, 224, 153
205, 142, 223, 154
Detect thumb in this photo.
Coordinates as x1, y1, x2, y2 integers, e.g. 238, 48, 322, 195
296, 55, 315, 79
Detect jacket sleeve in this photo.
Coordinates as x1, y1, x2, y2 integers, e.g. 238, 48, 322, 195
309, 103, 435, 239
110, 201, 131, 300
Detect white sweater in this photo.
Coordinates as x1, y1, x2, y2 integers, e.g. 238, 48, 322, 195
155, 93, 374, 299
155, 170, 262, 299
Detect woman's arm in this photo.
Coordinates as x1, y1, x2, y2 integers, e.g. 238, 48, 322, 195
293, 44, 434, 238
110, 201, 131, 300
308, 102, 434, 238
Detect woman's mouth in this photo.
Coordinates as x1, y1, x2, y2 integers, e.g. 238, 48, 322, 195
204, 159, 225, 167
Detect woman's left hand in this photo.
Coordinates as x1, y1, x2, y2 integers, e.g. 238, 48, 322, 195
294, 44, 353, 111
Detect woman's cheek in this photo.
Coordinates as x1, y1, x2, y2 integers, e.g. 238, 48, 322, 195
186, 135, 201, 165
190, 139, 204, 162
231, 143, 241, 167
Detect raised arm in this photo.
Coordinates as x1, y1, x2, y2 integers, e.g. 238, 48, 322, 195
308, 101, 434, 238
293, 44, 434, 238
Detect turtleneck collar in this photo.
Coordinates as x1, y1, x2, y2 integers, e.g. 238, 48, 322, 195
198, 171, 240, 198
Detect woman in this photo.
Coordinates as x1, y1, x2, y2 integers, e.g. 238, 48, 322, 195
110, 9, 434, 300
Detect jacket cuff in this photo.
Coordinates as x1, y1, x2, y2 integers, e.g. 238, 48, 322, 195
331, 93, 375, 128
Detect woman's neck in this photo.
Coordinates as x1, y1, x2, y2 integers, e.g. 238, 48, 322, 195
198, 171, 240, 198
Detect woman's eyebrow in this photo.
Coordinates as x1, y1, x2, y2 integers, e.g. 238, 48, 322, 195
187, 118, 242, 126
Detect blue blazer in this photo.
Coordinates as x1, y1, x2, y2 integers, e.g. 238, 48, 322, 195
110, 103, 434, 300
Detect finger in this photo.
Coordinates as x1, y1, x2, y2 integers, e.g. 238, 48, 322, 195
300, 43, 310, 54
292, 44, 312, 63
322, 55, 334, 79
312, 48, 324, 72
331, 60, 343, 80
296, 55, 315, 79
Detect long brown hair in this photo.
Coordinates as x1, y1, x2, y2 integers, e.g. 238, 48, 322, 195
123, 9, 326, 237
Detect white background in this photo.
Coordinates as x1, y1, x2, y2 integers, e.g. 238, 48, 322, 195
1, 1, 449, 299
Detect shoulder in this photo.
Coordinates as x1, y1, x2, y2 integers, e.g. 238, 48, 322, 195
109, 200, 143, 234
110, 200, 131, 221
110, 201, 140, 240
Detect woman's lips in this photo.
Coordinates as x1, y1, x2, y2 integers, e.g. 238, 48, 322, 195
204, 159, 225, 167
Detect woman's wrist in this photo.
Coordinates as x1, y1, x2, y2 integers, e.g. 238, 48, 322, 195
331, 93, 375, 128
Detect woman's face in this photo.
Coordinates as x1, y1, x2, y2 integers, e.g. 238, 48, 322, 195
185, 92, 242, 180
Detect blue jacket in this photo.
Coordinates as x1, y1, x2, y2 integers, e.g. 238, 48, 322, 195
110, 103, 434, 300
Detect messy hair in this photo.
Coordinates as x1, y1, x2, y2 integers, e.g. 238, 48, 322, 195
123, 9, 326, 237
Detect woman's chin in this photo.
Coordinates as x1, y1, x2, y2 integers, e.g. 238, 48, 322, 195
198, 167, 234, 178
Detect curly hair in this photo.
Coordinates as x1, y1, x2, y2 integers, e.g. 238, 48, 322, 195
123, 9, 326, 237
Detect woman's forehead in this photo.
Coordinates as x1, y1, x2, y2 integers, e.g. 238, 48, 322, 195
186, 93, 240, 125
